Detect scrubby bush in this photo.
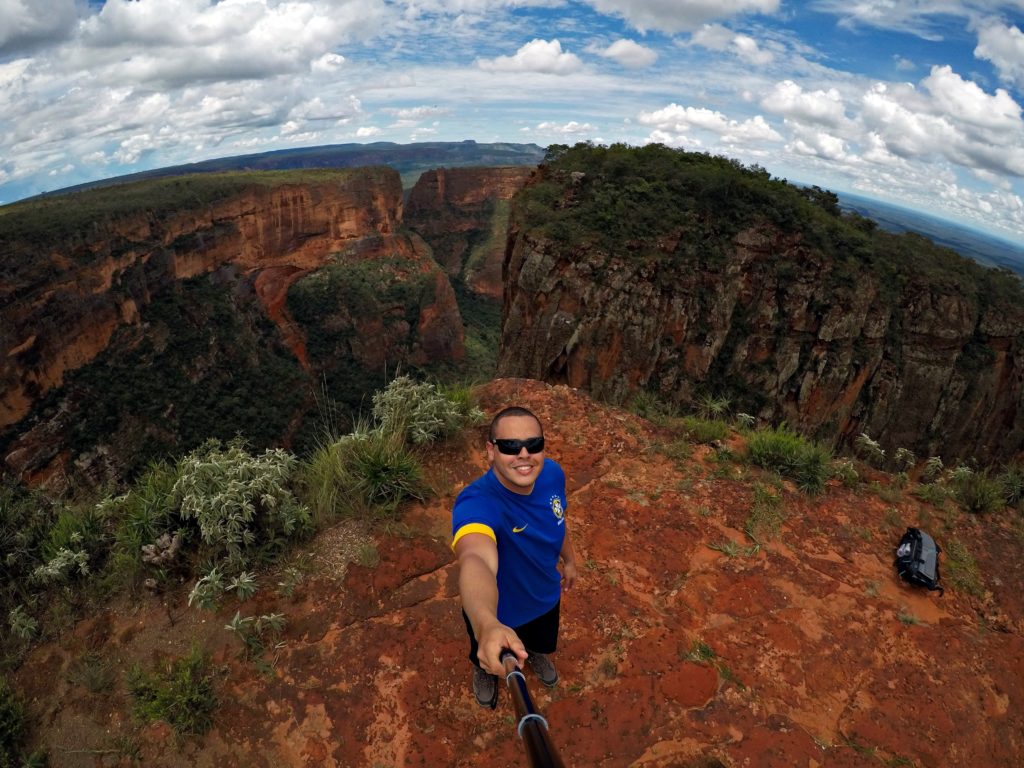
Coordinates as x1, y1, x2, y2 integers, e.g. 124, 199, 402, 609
943, 538, 985, 597
921, 456, 944, 483
339, 430, 426, 517
172, 439, 311, 571
0, 676, 26, 767
951, 469, 1003, 515
893, 447, 916, 472
372, 375, 483, 445
913, 483, 948, 508
747, 424, 832, 495
696, 394, 730, 419
999, 463, 1024, 508
628, 390, 674, 422
299, 426, 425, 522
104, 460, 182, 581
744, 483, 785, 543
854, 433, 886, 468
30, 503, 110, 587
830, 458, 859, 488
682, 416, 731, 445
127, 646, 216, 736
735, 412, 756, 430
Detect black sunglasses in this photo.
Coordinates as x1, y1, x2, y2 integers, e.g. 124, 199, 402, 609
490, 436, 545, 455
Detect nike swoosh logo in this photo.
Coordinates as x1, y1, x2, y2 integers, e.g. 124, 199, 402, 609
512, 525, 528, 533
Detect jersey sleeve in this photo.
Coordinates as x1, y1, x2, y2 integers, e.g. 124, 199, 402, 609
451, 483, 500, 550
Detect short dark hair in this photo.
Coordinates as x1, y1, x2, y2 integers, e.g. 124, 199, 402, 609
488, 406, 543, 441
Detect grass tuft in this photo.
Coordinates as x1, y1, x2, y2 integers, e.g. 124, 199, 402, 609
746, 424, 831, 495
127, 646, 217, 736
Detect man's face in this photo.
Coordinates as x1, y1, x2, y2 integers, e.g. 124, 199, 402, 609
486, 414, 545, 495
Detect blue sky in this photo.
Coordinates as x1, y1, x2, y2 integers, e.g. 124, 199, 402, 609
2, 1, 1023, 240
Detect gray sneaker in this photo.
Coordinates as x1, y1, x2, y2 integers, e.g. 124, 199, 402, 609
526, 652, 559, 687
472, 666, 498, 708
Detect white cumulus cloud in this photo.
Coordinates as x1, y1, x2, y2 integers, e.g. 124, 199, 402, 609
584, 0, 780, 34
477, 39, 583, 74
787, 126, 848, 161
923, 65, 1022, 132
689, 24, 773, 64
974, 22, 1024, 90
638, 103, 782, 143
383, 105, 450, 120
596, 39, 658, 68
74, 0, 385, 88
536, 120, 597, 134
312, 53, 346, 73
761, 80, 847, 127
0, 0, 79, 54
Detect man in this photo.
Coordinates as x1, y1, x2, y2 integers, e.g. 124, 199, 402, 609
451, 405, 578, 707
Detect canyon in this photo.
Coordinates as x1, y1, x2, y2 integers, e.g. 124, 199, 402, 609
0, 166, 526, 488
498, 150, 1024, 464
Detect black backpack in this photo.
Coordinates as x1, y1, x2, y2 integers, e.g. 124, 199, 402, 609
894, 527, 944, 596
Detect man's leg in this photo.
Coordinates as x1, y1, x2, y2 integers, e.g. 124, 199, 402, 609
462, 609, 498, 708
515, 601, 560, 687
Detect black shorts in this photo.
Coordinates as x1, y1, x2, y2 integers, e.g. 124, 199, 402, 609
462, 601, 560, 668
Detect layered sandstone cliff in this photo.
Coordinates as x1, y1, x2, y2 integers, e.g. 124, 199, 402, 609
498, 160, 1024, 464
1, 168, 464, 485
404, 166, 533, 298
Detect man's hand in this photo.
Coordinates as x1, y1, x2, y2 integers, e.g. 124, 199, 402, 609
560, 558, 578, 591
476, 621, 528, 675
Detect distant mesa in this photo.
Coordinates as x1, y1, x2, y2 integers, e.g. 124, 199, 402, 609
34, 140, 546, 198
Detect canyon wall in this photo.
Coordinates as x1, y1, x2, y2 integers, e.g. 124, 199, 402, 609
498, 167, 1024, 464
0, 168, 465, 486
404, 166, 533, 298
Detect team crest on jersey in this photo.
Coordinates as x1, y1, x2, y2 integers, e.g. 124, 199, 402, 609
550, 495, 564, 524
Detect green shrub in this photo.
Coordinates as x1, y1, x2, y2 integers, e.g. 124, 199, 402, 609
0, 486, 56, 616
735, 412, 756, 430
628, 391, 674, 422
127, 646, 216, 736
297, 438, 352, 525
339, 430, 426, 518
999, 463, 1024, 508
172, 439, 312, 571
654, 438, 692, 464
913, 483, 948, 508
34, 504, 110, 584
68, 651, 116, 694
695, 394, 731, 419
224, 611, 286, 659
105, 460, 182, 581
747, 424, 832, 495
921, 456, 944, 483
682, 416, 730, 444
951, 470, 1003, 515
892, 447, 916, 472
372, 376, 483, 445
7, 606, 37, 642
854, 433, 886, 468
0, 676, 26, 767
830, 458, 859, 487
744, 483, 785, 543
943, 538, 985, 597
436, 382, 486, 430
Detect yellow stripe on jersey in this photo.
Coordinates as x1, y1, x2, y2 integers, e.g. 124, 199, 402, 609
452, 522, 497, 550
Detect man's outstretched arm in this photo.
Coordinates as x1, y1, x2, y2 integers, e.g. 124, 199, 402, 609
559, 523, 578, 591
455, 533, 528, 674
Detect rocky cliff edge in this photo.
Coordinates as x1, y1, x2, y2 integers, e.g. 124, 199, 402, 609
15, 379, 1023, 767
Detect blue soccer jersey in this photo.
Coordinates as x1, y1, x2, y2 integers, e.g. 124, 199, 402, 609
452, 458, 567, 628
